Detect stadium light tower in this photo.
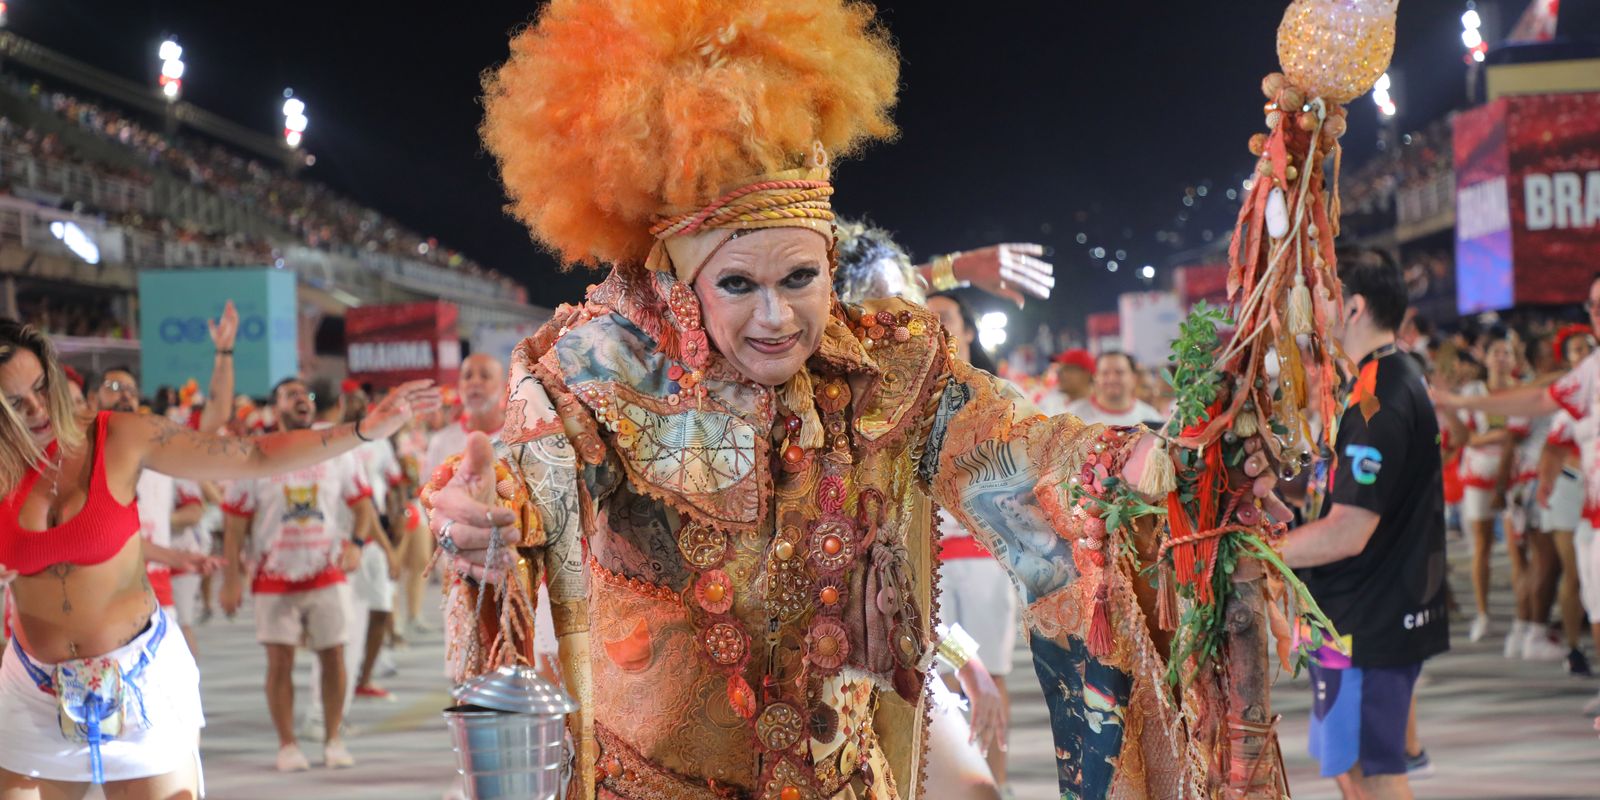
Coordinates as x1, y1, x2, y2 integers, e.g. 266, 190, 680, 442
1371, 72, 1397, 118
1461, 2, 1489, 63
282, 89, 308, 149
158, 38, 184, 102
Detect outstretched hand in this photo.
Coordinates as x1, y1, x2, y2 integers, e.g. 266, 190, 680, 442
208, 300, 239, 352
427, 432, 517, 582
954, 244, 1055, 307
1428, 386, 1463, 411
363, 380, 443, 440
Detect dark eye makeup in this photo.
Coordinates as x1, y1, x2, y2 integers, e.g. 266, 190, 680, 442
715, 266, 819, 295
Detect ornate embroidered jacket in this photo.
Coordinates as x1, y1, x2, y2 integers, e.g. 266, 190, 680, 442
436, 264, 1184, 800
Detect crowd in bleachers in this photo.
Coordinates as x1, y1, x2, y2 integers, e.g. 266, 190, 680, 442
14, 294, 128, 339
1339, 116, 1455, 215
1, 76, 520, 296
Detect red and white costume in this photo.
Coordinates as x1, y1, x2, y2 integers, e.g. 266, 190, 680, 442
223, 454, 372, 650
1457, 381, 1526, 523
1549, 351, 1600, 614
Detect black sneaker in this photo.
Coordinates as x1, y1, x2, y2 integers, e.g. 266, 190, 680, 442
1405, 749, 1435, 780
1569, 648, 1594, 677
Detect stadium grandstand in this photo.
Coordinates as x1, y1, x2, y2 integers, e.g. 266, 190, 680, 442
0, 30, 546, 380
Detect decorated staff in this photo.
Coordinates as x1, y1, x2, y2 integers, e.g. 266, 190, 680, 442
1117, 0, 1400, 796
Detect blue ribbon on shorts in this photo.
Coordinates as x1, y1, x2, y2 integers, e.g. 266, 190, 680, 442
10, 611, 167, 784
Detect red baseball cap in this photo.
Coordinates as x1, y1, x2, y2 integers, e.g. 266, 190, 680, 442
1053, 349, 1095, 373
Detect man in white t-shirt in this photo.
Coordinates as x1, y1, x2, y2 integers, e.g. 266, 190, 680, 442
1063, 351, 1161, 427
1439, 272, 1600, 712
220, 377, 380, 772
339, 386, 406, 701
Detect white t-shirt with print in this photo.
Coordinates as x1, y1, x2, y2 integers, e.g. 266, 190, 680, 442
223, 453, 371, 589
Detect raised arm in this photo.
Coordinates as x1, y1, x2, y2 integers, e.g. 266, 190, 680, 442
916, 243, 1055, 307
1435, 381, 1558, 419
124, 380, 439, 482
195, 301, 238, 435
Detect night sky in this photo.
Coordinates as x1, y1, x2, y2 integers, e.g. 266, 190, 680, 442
12, 1, 1598, 337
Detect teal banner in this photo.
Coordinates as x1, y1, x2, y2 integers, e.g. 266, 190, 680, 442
138, 268, 298, 398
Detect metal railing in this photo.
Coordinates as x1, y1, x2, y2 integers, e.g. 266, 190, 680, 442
0, 144, 156, 214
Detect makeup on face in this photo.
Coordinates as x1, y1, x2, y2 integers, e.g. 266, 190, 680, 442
692, 228, 832, 387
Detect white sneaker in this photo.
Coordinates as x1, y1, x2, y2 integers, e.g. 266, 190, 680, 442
277, 744, 311, 772
324, 739, 356, 768
1521, 626, 1566, 661
298, 714, 325, 742
1504, 620, 1527, 658
1469, 614, 1491, 643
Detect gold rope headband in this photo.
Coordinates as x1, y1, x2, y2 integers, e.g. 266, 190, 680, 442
645, 166, 836, 284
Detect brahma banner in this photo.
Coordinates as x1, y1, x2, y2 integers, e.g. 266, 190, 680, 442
345, 301, 461, 389
1455, 91, 1600, 312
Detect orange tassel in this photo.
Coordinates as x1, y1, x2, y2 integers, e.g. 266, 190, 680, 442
1087, 581, 1113, 657
1156, 561, 1177, 631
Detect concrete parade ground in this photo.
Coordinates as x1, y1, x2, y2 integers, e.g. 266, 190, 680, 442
80, 537, 1600, 799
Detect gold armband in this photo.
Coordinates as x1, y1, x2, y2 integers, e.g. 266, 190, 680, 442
931, 622, 980, 672
930, 252, 961, 292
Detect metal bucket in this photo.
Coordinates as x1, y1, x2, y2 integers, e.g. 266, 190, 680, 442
444, 704, 571, 800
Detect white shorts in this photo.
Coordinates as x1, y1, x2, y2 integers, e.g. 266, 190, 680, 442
0, 609, 204, 783
170, 573, 203, 628
1576, 520, 1600, 617
1462, 486, 1500, 524
351, 542, 395, 614
254, 583, 349, 651
1542, 469, 1585, 533
936, 557, 1019, 676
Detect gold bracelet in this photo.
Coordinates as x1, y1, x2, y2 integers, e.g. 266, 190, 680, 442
930, 252, 960, 291
932, 622, 979, 671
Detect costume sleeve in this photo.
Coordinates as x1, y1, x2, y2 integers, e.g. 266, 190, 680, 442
222, 480, 255, 517
342, 455, 374, 505
1327, 395, 1411, 515
421, 339, 598, 797
174, 479, 203, 508
918, 355, 1104, 604
1550, 350, 1599, 419
1548, 410, 1578, 451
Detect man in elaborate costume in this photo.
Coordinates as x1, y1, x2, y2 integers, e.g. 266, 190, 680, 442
424, 1, 1400, 797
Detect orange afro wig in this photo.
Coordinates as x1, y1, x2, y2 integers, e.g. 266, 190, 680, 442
480, 0, 900, 269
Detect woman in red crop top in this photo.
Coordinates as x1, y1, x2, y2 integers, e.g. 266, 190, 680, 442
0, 318, 440, 797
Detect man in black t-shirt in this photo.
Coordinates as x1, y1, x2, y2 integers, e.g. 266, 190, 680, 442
1281, 256, 1449, 800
